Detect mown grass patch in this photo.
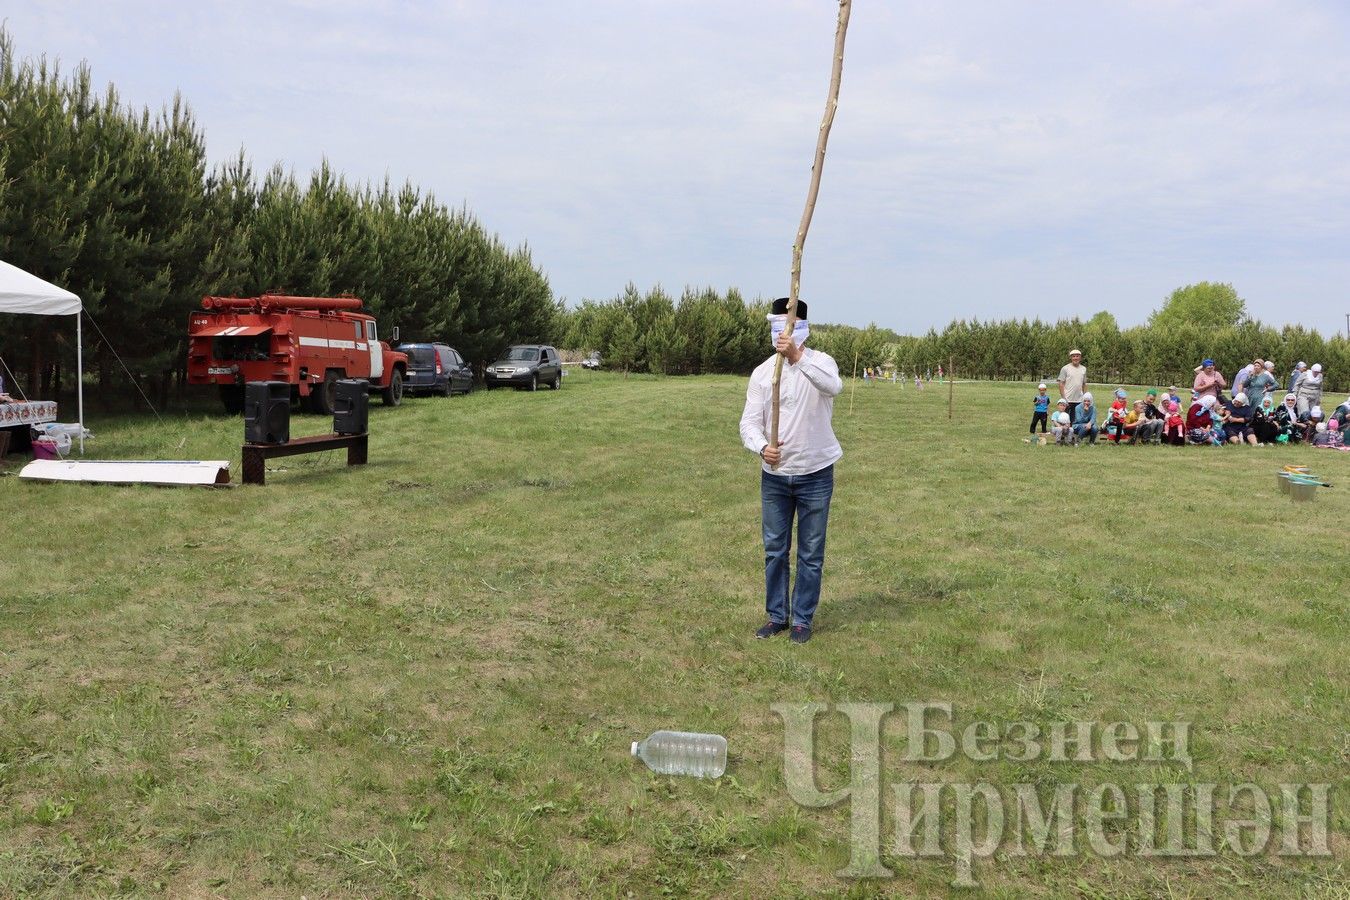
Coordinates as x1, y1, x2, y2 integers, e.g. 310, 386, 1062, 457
1, 371, 1347, 896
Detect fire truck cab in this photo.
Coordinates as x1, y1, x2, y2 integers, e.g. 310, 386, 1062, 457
187, 295, 408, 414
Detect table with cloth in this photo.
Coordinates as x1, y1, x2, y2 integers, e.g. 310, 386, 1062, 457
0, 400, 58, 454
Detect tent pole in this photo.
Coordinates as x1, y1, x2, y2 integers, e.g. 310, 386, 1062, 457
77, 310, 85, 454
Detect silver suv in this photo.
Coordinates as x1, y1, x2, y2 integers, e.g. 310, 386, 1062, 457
485, 345, 562, 391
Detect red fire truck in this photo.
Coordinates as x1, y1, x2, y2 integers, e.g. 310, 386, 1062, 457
186, 295, 408, 414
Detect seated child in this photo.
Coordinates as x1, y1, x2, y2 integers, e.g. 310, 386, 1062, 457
1143, 390, 1166, 421
1125, 400, 1163, 443
1163, 400, 1186, 445
1052, 406, 1077, 445
1104, 389, 1129, 442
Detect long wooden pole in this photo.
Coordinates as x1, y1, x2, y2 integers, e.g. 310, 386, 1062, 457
947, 355, 954, 420
848, 349, 859, 414
769, 0, 852, 454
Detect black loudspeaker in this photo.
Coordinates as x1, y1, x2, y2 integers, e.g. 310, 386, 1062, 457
334, 379, 369, 435
244, 381, 290, 444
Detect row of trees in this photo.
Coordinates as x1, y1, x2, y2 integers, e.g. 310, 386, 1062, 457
888, 283, 1349, 393
0, 30, 556, 407
562, 282, 1349, 394
557, 285, 906, 376
559, 285, 767, 375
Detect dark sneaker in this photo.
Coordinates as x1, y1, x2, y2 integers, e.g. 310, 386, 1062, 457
756, 621, 789, 639
789, 625, 813, 644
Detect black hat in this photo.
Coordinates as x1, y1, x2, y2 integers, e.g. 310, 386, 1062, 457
771, 297, 807, 320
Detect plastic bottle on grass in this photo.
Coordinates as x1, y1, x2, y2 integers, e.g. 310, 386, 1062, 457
631, 730, 727, 778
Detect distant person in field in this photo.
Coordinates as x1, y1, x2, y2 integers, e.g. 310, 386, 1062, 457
740, 298, 842, 646
1252, 395, 1281, 444
1193, 359, 1226, 401
1125, 400, 1163, 444
1288, 361, 1307, 393
1305, 405, 1326, 442
1275, 392, 1303, 442
914, 372, 924, 390
1295, 363, 1324, 415
1230, 357, 1261, 399
1163, 400, 1186, 445
1030, 383, 1050, 434
1245, 361, 1277, 410
1056, 349, 1087, 423
1052, 401, 1075, 444
1143, 389, 1165, 421
1071, 392, 1099, 444
1104, 388, 1129, 442
1186, 395, 1218, 444
1224, 392, 1257, 445
1330, 395, 1350, 431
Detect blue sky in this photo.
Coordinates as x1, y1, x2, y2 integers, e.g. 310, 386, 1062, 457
6, 1, 1350, 335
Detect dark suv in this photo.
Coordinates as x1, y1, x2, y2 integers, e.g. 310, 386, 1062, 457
399, 342, 474, 396
485, 345, 562, 391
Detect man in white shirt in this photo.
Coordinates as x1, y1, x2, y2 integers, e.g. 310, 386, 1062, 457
739, 298, 843, 644
1056, 349, 1087, 423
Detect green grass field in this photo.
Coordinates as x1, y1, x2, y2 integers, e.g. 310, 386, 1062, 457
1, 372, 1346, 898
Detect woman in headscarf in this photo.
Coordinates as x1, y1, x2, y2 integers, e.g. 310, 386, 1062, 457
1193, 359, 1227, 401
1246, 362, 1277, 410
1274, 392, 1303, 442
1305, 405, 1326, 443
1186, 394, 1218, 444
1252, 395, 1281, 444
1329, 395, 1350, 432
1072, 391, 1099, 444
1294, 363, 1324, 415
1223, 392, 1257, 445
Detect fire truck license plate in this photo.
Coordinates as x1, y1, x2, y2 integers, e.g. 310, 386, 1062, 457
208, 367, 233, 375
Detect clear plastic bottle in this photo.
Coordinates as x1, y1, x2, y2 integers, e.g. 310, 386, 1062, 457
631, 730, 727, 778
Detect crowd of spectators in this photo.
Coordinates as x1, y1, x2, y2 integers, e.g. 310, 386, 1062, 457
1031, 351, 1346, 448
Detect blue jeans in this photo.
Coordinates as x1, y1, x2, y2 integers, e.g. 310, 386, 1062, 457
762, 464, 834, 628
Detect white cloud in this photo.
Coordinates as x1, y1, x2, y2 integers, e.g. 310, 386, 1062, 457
4, 0, 1349, 333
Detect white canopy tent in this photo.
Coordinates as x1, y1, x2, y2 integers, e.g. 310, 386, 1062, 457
0, 259, 85, 452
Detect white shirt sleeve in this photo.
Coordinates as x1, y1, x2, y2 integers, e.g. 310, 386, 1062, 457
739, 372, 769, 454
794, 348, 843, 397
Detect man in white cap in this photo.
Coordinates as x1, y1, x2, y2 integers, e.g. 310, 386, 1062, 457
1057, 349, 1087, 423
